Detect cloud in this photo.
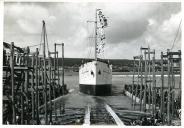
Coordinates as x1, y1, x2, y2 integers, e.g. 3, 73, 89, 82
144, 11, 182, 53
104, 2, 181, 44
4, 2, 181, 59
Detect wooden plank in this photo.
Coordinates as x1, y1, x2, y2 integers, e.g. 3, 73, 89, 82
125, 91, 149, 109
105, 104, 124, 126
83, 104, 90, 126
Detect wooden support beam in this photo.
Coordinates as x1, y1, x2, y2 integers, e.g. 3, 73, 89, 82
48, 51, 58, 54
178, 50, 181, 100
147, 47, 151, 111
133, 55, 142, 59
140, 47, 149, 50
167, 52, 181, 56
62, 43, 64, 94
24, 46, 29, 124
35, 48, 39, 124
10, 42, 16, 124
49, 56, 52, 124
143, 51, 148, 112
152, 53, 156, 116
160, 52, 164, 121
132, 58, 135, 109
43, 20, 48, 125
145, 51, 155, 54
31, 55, 35, 120
83, 104, 90, 126
140, 57, 143, 111
57, 52, 60, 92
105, 104, 124, 126
54, 43, 57, 121
14, 66, 29, 70
167, 49, 171, 125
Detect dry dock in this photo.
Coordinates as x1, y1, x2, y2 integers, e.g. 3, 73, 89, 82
3, 42, 181, 126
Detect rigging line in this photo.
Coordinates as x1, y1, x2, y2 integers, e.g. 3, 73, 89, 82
170, 19, 182, 51
87, 22, 91, 59
86, 23, 90, 59
87, 22, 90, 59
88, 39, 92, 58
88, 34, 93, 59
87, 23, 95, 59
27, 43, 43, 48
45, 26, 50, 56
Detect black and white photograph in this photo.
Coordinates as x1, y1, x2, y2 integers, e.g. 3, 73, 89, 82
1, 0, 182, 126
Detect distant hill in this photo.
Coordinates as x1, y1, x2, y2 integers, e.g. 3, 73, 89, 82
57, 58, 166, 72
57, 58, 134, 72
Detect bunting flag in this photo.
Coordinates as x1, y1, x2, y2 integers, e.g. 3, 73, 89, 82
96, 10, 108, 58
98, 11, 108, 28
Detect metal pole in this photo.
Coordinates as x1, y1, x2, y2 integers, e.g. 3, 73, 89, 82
10, 42, 16, 124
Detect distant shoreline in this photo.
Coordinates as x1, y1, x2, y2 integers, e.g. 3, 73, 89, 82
112, 72, 180, 75
64, 71, 180, 76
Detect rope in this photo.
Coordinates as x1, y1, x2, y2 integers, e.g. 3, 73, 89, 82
38, 21, 50, 57
86, 22, 94, 59
170, 19, 182, 51
27, 43, 43, 48
45, 25, 50, 56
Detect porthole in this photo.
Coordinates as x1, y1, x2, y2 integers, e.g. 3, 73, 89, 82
98, 70, 101, 75
91, 71, 94, 77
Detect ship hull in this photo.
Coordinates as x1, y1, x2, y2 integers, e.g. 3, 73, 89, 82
79, 84, 112, 96
79, 60, 112, 96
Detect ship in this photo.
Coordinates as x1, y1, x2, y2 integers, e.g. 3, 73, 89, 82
79, 9, 112, 96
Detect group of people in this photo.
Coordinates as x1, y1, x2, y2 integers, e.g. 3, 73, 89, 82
130, 114, 163, 126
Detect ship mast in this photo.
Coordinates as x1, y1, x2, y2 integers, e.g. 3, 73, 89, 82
95, 9, 98, 61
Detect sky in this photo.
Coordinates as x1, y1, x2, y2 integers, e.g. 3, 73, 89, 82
3, 2, 182, 59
